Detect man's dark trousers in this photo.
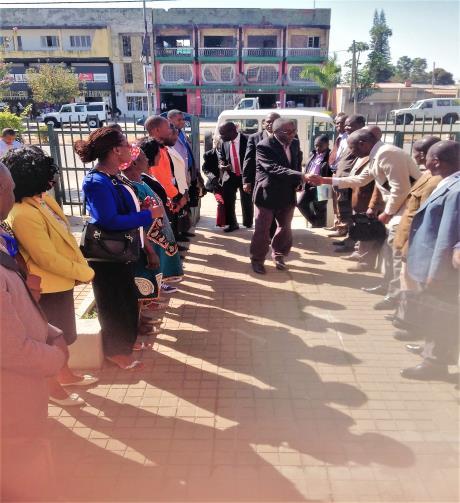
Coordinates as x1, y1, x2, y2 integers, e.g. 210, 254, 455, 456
250, 205, 296, 263
222, 174, 253, 228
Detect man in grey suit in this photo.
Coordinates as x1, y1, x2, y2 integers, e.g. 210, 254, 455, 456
401, 140, 460, 380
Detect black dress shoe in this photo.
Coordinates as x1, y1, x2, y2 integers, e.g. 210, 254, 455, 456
251, 262, 266, 275
361, 284, 386, 294
394, 330, 421, 341
224, 225, 240, 233
374, 296, 398, 310
274, 256, 287, 271
406, 344, 424, 355
401, 360, 449, 381
334, 246, 355, 253
332, 240, 348, 246
181, 231, 196, 238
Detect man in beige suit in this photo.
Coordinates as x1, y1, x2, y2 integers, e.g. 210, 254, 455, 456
309, 128, 421, 310
0, 162, 67, 501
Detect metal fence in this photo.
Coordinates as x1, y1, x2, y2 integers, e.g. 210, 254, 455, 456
21, 117, 200, 216
19, 113, 460, 216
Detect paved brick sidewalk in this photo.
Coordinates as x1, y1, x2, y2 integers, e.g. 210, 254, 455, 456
50, 196, 459, 502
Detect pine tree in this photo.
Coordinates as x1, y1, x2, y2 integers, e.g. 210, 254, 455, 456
366, 9, 394, 82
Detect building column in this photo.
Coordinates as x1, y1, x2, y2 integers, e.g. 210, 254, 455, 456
280, 90, 286, 108
195, 88, 202, 116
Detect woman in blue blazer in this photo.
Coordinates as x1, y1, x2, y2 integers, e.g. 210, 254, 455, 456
75, 127, 161, 370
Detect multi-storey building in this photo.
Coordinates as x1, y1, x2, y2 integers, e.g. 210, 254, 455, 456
0, 7, 330, 118
152, 8, 330, 117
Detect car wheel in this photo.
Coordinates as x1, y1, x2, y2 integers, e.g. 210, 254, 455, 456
87, 118, 99, 128
45, 119, 59, 128
442, 113, 458, 125
395, 115, 404, 125
403, 114, 413, 125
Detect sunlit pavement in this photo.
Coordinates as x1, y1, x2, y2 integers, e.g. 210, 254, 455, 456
50, 195, 459, 502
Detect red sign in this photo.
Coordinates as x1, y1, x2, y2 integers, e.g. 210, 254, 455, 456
78, 73, 94, 82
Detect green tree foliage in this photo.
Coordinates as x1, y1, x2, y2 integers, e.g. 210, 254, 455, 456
430, 68, 455, 85
0, 106, 32, 137
300, 55, 341, 110
26, 64, 83, 105
366, 9, 394, 82
394, 57, 429, 83
0, 55, 12, 99
343, 42, 375, 102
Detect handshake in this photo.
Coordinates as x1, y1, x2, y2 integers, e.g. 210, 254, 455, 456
303, 173, 327, 186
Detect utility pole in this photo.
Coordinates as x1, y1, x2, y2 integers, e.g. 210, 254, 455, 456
351, 40, 358, 114
143, 0, 153, 116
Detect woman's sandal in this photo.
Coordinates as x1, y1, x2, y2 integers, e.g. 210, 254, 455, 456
106, 357, 144, 370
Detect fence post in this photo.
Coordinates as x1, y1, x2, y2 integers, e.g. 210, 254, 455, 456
47, 123, 64, 207
190, 115, 201, 225
393, 131, 404, 148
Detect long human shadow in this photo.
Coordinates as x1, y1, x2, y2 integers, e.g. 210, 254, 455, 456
49, 395, 317, 503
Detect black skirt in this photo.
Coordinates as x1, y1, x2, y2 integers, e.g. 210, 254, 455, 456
39, 289, 77, 345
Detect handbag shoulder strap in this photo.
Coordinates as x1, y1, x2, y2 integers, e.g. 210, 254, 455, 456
93, 169, 131, 215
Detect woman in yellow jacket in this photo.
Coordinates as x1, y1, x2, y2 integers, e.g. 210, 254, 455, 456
5, 146, 97, 407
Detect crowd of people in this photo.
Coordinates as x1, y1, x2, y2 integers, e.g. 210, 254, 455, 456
0, 108, 458, 500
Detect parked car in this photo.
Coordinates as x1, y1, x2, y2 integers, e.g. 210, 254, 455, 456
42, 102, 109, 128
391, 98, 460, 125
136, 112, 192, 131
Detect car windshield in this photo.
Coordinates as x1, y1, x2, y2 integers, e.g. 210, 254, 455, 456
409, 101, 422, 109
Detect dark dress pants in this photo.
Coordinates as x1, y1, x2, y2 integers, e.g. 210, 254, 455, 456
90, 261, 139, 356
297, 186, 327, 227
223, 175, 254, 228
250, 205, 296, 263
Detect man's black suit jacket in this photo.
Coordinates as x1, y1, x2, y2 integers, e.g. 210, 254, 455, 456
242, 130, 266, 186
216, 133, 249, 186
253, 136, 303, 210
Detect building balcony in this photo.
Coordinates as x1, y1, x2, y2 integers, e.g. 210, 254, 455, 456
155, 47, 194, 61
242, 47, 283, 61
198, 47, 238, 61
286, 47, 328, 62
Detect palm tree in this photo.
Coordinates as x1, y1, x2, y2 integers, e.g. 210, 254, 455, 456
300, 55, 341, 110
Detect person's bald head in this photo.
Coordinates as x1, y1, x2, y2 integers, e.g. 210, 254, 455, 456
412, 136, 441, 166
0, 162, 15, 220
367, 125, 382, 141
144, 116, 171, 143
263, 112, 281, 134
347, 128, 379, 158
425, 140, 460, 178
218, 122, 238, 142
273, 118, 297, 146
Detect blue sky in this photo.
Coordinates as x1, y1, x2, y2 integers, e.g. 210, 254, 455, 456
21, 0, 460, 79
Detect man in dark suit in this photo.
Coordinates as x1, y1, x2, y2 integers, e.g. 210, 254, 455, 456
217, 122, 251, 232
250, 118, 308, 274
242, 112, 281, 193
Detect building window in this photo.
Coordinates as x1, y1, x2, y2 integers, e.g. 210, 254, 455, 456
17, 36, 22, 50
247, 35, 277, 48
127, 96, 148, 112
0, 36, 11, 49
70, 35, 91, 48
245, 64, 279, 84
202, 64, 235, 83
308, 36, 320, 48
41, 35, 60, 48
122, 35, 132, 57
124, 63, 133, 84
160, 64, 193, 84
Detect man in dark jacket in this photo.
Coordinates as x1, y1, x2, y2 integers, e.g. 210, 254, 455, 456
216, 122, 251, 231
250, 118, 308, 274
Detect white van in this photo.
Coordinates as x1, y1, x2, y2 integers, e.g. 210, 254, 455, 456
42, 102, 109, 128
391, 98, 460, 125
210, 108, 333, 153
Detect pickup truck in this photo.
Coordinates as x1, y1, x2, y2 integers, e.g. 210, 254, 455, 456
391, 98, 460, 125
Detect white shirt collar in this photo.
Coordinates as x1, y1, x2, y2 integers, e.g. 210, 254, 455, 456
434, 171, 460, 191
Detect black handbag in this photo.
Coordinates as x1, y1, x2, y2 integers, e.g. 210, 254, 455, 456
80, 173, 141, 263
349, 213, 387, 242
